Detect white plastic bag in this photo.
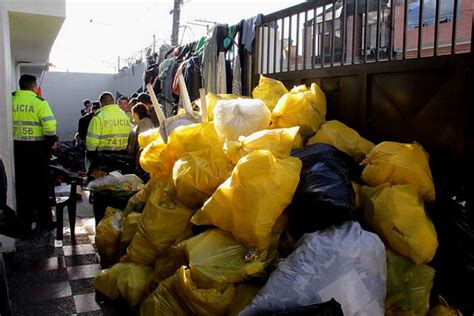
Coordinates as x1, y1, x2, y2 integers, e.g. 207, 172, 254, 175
87, 171, 144, 192
213, 99, 271, 141
241, 221, 386, 316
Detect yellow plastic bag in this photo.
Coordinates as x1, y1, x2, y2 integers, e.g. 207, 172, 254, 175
173, 152, 232, 209
177, 229, 272, 288
121, 212, 141, 245
252, 75, 289, 110
125, 228, 158, 265
138, 128, 161, 149
117, 263, 154, 306
385, 250, 435, 316
167, 122, 226, 160
175, 266, 235, 316
428, 297, 462, 316
127, 182, 193, 265
362, 141, 436, 201
93, 262, 129, 300
227, 284, 262, 316
192, 150, 302, 250
223, 127, 299, 164
214, 99, 272, 141
352, 181, 361, 209
123, 189, 147, 216
140, 275, 188, 316
139, 138, 176, 180
96, 207, 122, 263
307, 120, 375, 162
361, 184, 438, 264
292, 131, 305, 149
271, 84, 326, 136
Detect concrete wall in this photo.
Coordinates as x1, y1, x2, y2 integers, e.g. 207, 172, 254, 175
41, 72, 115, 141
41, 63, 145, 141
114, 62, 145, 98
0, 1, 15, 208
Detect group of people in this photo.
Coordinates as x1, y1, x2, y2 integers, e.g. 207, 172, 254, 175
11, 74, 159, 237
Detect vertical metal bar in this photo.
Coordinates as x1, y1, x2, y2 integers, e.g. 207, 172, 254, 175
451, 0, 458, 54
312, 8, 317, 68
433, 0, 440, 56
304, 10, 308, 69
375, 0, 381, 61
273, 19, 278, 73
322, 5, 326, 68
281, 18, 285, 72
352, 0, 357, 63
260, 26, 265, 73
418, 0, 423, 58
389, 0, 395, 60
331, 1, 336, 67
288, 15, 292, 72
254, 26, 260, 75
296, 13, 300, 71
403, 0, 408, 59
364, 0, 369, 63
342, 0, 347, 65
266, 25, 271, 74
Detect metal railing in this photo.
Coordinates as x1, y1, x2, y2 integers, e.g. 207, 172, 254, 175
255, 0, 472, 75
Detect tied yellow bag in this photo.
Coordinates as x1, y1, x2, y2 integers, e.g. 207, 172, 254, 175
307, 120, 375, 162
192, 150, 302, 250
252, 75, 289, 110
271, 83, 326, 136
126, 182, 193, 265
227, 284, 262, 316
167, 122, 226, 159
139, 138, 176, 180
292, 132, 305, 149
138, 128, 161, 149
175, 266, 235, 316
95, 207, 122, 263
224, 127, 300, 164
385, 250, 435, 316
121, 212, 141, 245
93, 262, 129, 300
362, 141, 436, 201
177, 229, 272, 288
361, 184, 438, 265
140, 275, 188, 316
173, 153, 232, 209
117, 263, 154, 306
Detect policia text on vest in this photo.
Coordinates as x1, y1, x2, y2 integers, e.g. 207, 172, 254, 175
11, 74, 57, 233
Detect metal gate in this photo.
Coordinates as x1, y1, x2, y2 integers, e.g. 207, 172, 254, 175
250, 0, 473, 169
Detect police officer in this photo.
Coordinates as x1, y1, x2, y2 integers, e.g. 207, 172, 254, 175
12, 74, 57, 234
86, 92, 132, 173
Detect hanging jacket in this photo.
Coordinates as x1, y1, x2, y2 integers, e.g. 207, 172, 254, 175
86, 104, 132, 152
11, 90, 57, 142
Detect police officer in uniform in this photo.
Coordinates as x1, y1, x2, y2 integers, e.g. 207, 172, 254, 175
12, 74, 57, 235
86, 92, 132, 174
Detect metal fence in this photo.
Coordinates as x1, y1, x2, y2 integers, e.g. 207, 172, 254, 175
255, 0, 473, 75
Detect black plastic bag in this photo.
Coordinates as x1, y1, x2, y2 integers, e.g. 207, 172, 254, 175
429, 183, 474, 315
273, 299, 343, 316
287, 144, 359, 237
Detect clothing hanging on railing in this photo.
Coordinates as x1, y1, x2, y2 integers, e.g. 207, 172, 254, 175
184, 56, 202, 102
232, 52, 242, 95
202, 24, 229, 94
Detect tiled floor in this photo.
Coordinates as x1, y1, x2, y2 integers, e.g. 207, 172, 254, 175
3, 192, 132, 315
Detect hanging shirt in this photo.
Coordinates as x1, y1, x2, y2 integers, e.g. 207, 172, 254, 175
11, 90, 57, 142
86, 104, 132, 152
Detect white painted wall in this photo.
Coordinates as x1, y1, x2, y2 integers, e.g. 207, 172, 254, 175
114, 63, 145, 98
0, 1, 15, 208
41, 71, 115, 141
41, 63, 145, 141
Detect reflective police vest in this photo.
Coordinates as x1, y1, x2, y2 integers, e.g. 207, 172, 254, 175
86, 104, 132, 152
11, 90, 57, 141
